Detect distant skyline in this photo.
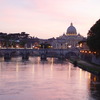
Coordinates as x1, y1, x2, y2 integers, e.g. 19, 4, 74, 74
0, 0, 100, 39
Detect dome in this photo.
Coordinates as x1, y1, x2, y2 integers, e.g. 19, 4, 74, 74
66, 23, 77, 35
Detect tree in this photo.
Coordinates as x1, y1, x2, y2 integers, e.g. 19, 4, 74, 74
87, 19, 100, 55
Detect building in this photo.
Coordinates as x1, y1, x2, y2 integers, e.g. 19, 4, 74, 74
78, 38, 89, 50
52, 23, 84, 49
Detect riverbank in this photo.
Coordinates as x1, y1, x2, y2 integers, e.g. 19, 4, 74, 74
69, 58, 100, 76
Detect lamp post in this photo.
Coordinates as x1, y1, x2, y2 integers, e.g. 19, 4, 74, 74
68, 45, 71, 49
16, 45, 19, 48
0, 45, 2, 49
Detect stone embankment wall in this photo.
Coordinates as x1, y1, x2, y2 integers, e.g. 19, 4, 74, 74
92, 55, 100, 65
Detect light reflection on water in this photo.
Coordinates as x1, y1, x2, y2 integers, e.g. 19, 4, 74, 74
0, 57, 100, 100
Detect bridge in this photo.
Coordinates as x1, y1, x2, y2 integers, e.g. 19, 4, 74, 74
0, 48, 80, 60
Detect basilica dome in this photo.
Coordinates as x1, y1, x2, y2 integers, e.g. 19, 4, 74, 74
66, 23, 77, 35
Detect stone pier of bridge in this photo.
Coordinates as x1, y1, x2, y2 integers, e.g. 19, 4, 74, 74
0, 48, 80, 61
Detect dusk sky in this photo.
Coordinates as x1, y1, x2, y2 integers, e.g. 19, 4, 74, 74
0, 0, 100, 39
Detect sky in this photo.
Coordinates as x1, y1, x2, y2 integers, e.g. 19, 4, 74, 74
0, 0, 100, 39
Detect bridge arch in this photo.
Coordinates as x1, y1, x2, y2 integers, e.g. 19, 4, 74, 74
65, 52, 79, 59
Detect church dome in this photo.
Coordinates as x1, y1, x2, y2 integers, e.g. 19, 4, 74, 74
66, 23, 77, 35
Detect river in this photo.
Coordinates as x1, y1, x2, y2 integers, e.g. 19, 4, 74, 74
0, 57, 100, 100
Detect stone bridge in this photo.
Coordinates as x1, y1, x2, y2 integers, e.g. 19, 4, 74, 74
0, 48, 80, 60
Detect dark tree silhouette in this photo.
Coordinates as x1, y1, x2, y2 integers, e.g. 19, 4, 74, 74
87, 19, 100, 55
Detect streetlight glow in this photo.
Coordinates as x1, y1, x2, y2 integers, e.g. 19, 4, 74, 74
68, 45, 71, 48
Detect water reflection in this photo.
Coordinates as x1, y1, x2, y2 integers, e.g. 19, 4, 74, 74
90, 75, 100, 100
0, 57, 100, 100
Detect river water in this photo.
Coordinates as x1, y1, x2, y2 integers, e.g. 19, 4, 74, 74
0, 57, 100, 100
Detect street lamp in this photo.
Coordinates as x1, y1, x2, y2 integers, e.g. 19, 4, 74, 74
79, 43, 83, 48
76, 45, 79, 48
32, 45, 34, 49
68, 45, 71, 48
16, 45, 19, 48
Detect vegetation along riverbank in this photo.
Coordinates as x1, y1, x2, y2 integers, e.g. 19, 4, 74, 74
69, 58, 100, 76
